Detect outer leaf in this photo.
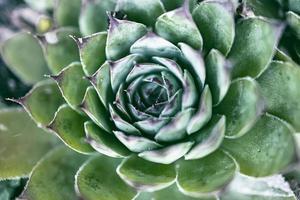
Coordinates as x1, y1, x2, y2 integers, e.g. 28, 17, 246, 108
215, 77, 264, 138
20, 146, 87, 200
205, 49, 231, 105
47, 104, 94, 154
73, 32, 107, 76
117, 155, 176, 191
116, 0, 165, 26
155, 4, 203, 50
185, 115, 225, 160
84, 121, 130, 158
75, 156, 137, 200
54, 0, 81, 27
79, 0, 116, 36
51, 62, 89, 109
228, 17, 280, 78
81, 87, 112, 133
0, 108, 57, 179
106, 16, 147, 60
16, 80, 64, 126
1, 32, 49, 85
257, 61, 300, 131
221, 173, 296, 200
222, 113, 296, 177
192, 0, 235, 55
41, 28, 80, 74
177, 150, 237, 196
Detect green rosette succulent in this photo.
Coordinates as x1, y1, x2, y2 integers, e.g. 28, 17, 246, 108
1, 0, 300, 199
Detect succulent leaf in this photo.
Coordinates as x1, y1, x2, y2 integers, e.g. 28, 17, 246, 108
40, 28, 80, 74
215, 77, 265, 138
0, 108, 58, 180
79, 0, 117, 36
15, 80, 64, 126
21, 146, 87, 200
1, 32, 49, 85
177, 150, 237, 195
185, 115, 225, 160
117, 155, 176, 191
47, 104, 94, 154
116, 0, 165, 27
74, 32, 107, 76
84, 121, 130, 158
54, 0, 81, 27
81, 87, 112, 132
228, 17, 281, 78
51, 62, 90, 109
222, 113, 296, 177
76, 156, 137, 200
155, 4, 203, 50
257, 61, 300, 131
192, 0, 235, 55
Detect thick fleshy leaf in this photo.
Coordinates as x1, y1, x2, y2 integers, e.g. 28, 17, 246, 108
130, 32, 182, 59
136, 184, 217, 200
177, 150, 237, 195
187, 86, 212, 134
288, 0, 300, 13
76, 156, 137, 200
41, 28, 80, 74
134, 117, 170, 136
215, 77, 264, 138
0, 108, 58, 179
54, 0, 81, 27
81, 87, 112, 132
245, 0, 282, 19
73, 32, 107, 76
257, 61, 300, 131
127, 64, 166, 83
205, 49, 231, 105
221, 173, 296, 200
109, 105, 141, 136
110, 54, 142, 93
192, 0, 234, 55
185, 115, 225, 160
51, 62, 89, 109
116, 0, 165, 26
222, 113, 296, 177
114, 131, 161, 153
155, 3, 202, 50
155, 108, 194, 142
139, 142, 194, 164
106, 16, 147, 60
21, 146, 87, 200
84, 121, 130, 158
24, 0, 53, 10
228, 17, 280, 78
287, 12, 300, 42
47, 104, 94, 154
90, 62, 113, 108
117, 155, 176, 191
161, 0, 197, 11
79, 0, 116, 36
1, 32, 49, 84
179, 43, 205, 88
182, 70, 197, 109
153, 57, 184, 82
15, 80, 64, 126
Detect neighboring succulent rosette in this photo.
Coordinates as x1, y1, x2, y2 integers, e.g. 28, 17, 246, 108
1, 0, 300, 199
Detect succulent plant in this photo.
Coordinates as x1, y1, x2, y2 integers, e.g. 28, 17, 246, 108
1, 0, 300, 199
